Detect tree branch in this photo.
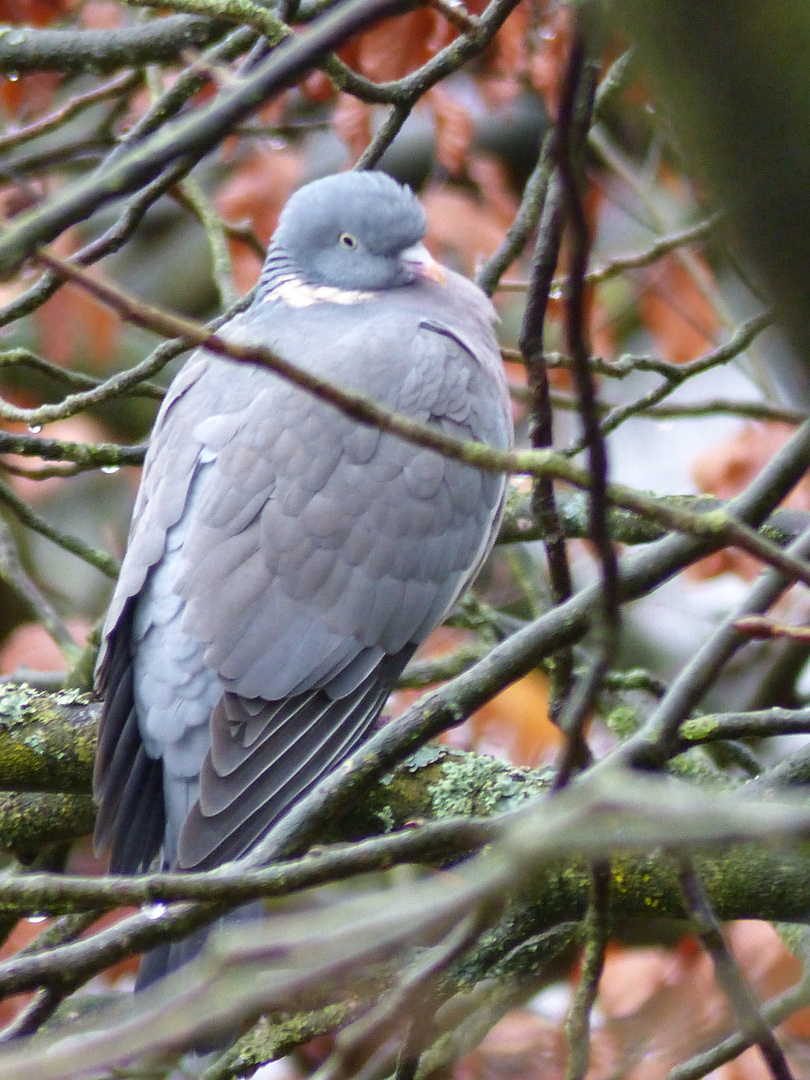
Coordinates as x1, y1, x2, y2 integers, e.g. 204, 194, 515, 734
0, 0, 415, 276
0, 17, 228, 74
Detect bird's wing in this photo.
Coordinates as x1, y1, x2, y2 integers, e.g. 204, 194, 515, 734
94, 350, 274, 870
95, 300, 511, 872
176, 309, 510, 698
173, 310, 511, 868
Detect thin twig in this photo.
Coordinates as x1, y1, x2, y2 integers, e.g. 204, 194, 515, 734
0, 0, 524, 276
551, 22, 614, 788
676, 859, 795, 1080
174, 177, 239, 308
0, 347, 164, 400
0, 819, 495, 916
667, 948, 810, 1080
564, 862, 610, 1080
566, 311, 772, 455
520, 170, 574, 719
0, 476, 119, 578
357, 102, 410, 170
614, 517, 810, 771
27, 250, 810, 592
0, 516, 82, 666
496, 213, 722, 293
0, 912, 98, 1041
679, 707, 810, 746
0, 429, 145, 468
476, 130, 554, 296
0, 71, 142, 154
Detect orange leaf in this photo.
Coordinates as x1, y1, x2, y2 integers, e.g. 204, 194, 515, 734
0, 620, 88, 675
528, 3, 573, 119
467, 668, 558, 768
300, 69, 336, 104
344, 10, 448, 83
0, 72, 61, 119
456, 1010, 568, 1080
28, 227, 120, 368
690, 422, 810, 580
468, 155, 520, 227
422, 181, 511, 278
478, 1, 529, 106
215, 147, 302, 293
332, 93, 373, 163
392, 626, 557, 769
492, 1, 529, 76
637, 254, 719, 365
79, 0, 123, 28
428, 85, 474, 177
34, 279, 121, 368
0, 0, 72, 25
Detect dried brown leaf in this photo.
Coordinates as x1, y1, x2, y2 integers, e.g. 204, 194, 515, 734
528, 3, 573, 119
0, 620, 88, 675
638, 254, 719, 365
79, 0, 122, 29
478, 1, 529, 106
215, 147, 302, 293
340, 10, 449, 82
467, 669, 557, 767
422, 181, 508, 277
455, 1010, 568, 1080
0, 0, 71, 26
690, 422, 810, 581
0, 72, 61, 120
332, 93, 373, 163
429, 85, 475, 176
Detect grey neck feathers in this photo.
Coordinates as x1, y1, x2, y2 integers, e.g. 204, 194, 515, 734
257, 244, 298, 296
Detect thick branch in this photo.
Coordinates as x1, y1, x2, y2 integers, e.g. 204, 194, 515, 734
0, 684, 97, 795
0, 793, 95, 861
5, 775, 810, 1077
0, 17, 228, 74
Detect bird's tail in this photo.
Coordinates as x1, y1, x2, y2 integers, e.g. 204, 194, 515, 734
135, 900, 264, 991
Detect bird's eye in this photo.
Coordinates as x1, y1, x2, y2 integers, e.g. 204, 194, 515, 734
339, 232, 358, 250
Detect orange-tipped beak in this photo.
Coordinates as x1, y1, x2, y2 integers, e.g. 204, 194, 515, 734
401, 242, 447, 286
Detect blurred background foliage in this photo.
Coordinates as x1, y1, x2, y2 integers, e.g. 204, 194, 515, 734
0, 0, 809, 1077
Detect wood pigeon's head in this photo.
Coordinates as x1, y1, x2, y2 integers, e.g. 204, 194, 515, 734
271, 171, 442, 291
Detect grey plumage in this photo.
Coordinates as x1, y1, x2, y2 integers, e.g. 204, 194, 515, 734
93, 171, 513, 984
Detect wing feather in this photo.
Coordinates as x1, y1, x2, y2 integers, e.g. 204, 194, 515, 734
109, 744, 165, 872
96, 280, 511, 883
178, 650, 411, 870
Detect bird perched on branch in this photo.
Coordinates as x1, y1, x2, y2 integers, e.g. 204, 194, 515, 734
93, 170, 513, 985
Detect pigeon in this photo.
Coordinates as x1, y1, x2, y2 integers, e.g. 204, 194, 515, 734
93, 170, 514, 984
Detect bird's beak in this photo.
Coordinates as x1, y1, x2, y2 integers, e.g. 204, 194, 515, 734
401, 242, 447, 286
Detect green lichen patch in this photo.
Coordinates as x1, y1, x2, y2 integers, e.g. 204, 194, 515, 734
375, 804, 396, 833
0, 682, 38, 727
679, 713, 721, 741
400, 743, 445, 773
427, 750, 543, 820
0, 682, 97, 794
604, 703, 643, 741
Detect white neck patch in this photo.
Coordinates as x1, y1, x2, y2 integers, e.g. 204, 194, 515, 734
265, 274, 374, 309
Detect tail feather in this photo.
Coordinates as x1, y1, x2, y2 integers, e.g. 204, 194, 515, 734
135, 901, 265, 992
